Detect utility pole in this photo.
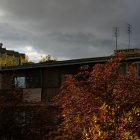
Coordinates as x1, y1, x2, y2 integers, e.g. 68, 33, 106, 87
128, 24, 132, 49
113, 27, 119, 51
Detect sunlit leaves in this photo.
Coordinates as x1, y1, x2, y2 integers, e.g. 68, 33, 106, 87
53, 52, 140, 140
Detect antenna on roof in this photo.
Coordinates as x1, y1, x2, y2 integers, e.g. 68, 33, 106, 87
128, 24, 132, 49
113, 27, 119, 51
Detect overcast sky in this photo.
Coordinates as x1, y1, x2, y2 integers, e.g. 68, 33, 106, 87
0, 0, 140, 62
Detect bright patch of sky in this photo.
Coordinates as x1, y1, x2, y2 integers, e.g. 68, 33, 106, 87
15, 46, 47, 62
7, 45, 69, 62
0, 10, 5, 17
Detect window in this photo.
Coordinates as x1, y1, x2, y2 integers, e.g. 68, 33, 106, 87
14, 70, 41, 89
45, 71, 60, 87
26, 71, 41, 88
133, 62, 140, 78
119, 63, 128, 75
14, 76, 26, 88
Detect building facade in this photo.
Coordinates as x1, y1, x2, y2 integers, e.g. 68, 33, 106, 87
0, 49, 140, 103
0, 48, 139, 139
0, 43, 26, 67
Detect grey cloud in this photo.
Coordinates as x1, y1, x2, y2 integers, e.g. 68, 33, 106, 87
0, 23, 28, 41
0, 0, 140, 60
50, 32, 95, 44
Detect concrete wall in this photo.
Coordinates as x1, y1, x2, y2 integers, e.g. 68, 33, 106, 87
23, 88, 41, 102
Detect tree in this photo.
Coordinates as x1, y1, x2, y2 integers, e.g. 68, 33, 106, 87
20, 55, 29, 64
39, 54, 57, 63
53, 53, 140, 140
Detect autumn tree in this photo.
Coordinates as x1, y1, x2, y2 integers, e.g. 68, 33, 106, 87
53, 53, 140, 140
39, 54, 57, 63
20, 55, 29, 64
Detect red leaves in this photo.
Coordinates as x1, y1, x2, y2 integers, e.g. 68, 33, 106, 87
53, 53, 140, 140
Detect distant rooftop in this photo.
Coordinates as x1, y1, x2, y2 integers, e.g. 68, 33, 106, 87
114, 48, 140, 55
0, 43, 25, 57
1, 52, 140, 71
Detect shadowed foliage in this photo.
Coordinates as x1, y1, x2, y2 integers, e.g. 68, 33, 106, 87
0, 88, 49, 140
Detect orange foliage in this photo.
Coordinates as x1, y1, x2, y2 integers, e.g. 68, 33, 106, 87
53, 53, 140, 140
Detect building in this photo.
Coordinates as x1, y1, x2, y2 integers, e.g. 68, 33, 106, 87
0, 48, 139, 138
0, 48, 140, 103
0, 43, 26, 67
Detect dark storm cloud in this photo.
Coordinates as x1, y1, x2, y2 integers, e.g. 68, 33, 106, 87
0, 0, 140, 60
50, 32, 95, 45
0, 23, 28, 41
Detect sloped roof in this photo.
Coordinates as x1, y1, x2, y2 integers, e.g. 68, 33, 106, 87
0, 53, 140, 71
